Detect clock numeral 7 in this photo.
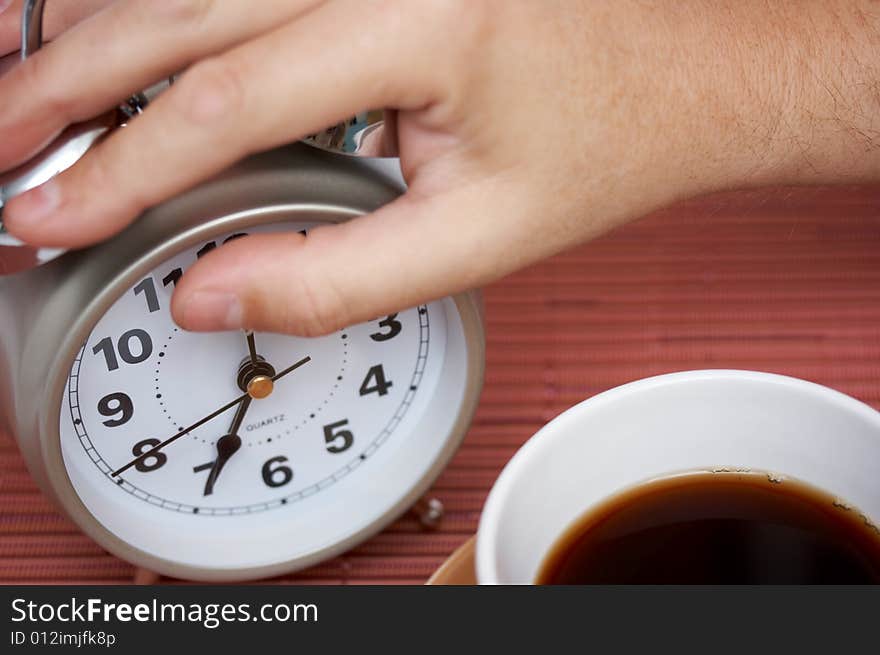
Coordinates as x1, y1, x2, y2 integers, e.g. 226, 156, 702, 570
323, 419, 354, 454
92, 329, 153, 372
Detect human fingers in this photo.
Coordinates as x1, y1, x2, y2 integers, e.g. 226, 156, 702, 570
0, 0, 323, 169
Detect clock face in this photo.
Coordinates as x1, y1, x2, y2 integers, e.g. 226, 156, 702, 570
58, 220, 475, 575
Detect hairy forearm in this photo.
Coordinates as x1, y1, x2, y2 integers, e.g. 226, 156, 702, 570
676, 0, 880, 192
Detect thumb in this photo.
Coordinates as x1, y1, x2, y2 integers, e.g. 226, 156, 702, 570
171, 181, 538, 336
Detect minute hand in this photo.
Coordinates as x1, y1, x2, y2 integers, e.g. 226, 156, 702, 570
111, 355, 311, 478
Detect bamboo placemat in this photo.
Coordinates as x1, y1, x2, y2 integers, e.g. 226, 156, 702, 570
2, 185, 878, 584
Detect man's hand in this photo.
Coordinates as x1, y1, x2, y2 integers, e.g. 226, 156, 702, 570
1, 1, 878, 337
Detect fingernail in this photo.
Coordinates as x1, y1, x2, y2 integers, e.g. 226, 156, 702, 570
0, 0, 14, 16
8, 179, 62, 227
181, 291, 243, 331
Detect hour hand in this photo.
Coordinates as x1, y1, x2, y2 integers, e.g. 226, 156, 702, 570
195, 395, 251, 496
196, 433, 242, 496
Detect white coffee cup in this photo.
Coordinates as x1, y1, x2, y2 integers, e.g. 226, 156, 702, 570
476, 370, 880, 584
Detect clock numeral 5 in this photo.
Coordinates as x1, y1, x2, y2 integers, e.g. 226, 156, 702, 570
262, 456, 293, 488
97, 392, 134, 427
359, 364, 393, 397
369, 314, 402, 342
131, 438, 167, 473
92, 329, 153, 372
323, 419, 354, 454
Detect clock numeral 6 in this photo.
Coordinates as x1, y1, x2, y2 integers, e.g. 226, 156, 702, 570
359, 364, 393, 397
262, 456, 293, 488
92, 329, 153, 372
369, 314, 402, 342
97, 392, 134, 427
323, 419, 354, 454
131, 438, 167, 473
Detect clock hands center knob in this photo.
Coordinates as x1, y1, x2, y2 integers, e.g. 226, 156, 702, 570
246, 375, 274, 400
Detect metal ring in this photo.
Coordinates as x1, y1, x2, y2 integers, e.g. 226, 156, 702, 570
21, 0, 46, 60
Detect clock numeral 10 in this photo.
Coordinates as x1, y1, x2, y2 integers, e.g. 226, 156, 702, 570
323, 419, 354, 454
92, 329, 153, 371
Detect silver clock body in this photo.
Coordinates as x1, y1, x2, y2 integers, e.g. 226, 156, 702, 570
0, 143, 485, 580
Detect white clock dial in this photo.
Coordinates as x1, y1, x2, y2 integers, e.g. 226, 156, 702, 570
58, 220, 474, 574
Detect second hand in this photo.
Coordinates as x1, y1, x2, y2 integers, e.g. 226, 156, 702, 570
111, 355, 311, 478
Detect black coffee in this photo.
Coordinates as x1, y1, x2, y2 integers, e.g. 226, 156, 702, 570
536, 471, 880, 584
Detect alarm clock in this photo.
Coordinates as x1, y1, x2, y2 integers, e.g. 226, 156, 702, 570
0, 0, 484, 581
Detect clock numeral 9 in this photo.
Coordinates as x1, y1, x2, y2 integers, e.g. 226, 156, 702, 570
369, 314, 402, 342
131, 438, 167, 473
359, 364, 393, 396
92, 329, 153, 371
97, 392, 133, 427
323, 419, 354, 454
262, 456, 293, 488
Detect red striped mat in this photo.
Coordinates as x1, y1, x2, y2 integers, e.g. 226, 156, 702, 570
2, 185, 879, 584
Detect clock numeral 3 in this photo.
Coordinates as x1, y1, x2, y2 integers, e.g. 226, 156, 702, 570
262, 456, 293, 488
369, 314, 402, 342
97, 392, 133, 427
359, 364, 393, 397
92, 329, 153, 371
131, 438, 167, 473
323, 419, 354, 454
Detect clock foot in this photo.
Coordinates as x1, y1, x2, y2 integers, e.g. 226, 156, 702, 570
411, 497, 444, 530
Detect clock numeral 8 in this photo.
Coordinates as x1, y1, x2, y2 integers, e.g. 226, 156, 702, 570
262, 456, 293, 488
131, 438, 167, 473
92, 329, 153, 372
323, 419, 354, 454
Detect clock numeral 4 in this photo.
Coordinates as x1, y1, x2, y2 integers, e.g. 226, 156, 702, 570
262, 456, 293, 488
131, 438, 167, 473
359, 364, 393, 397
369, 314, 402, 342
97, 392, 133, 427
92, 329, 153, 372
323, 419, 354, 454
